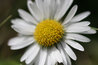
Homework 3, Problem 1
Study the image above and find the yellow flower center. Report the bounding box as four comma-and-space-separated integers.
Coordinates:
34, 19, 64, 47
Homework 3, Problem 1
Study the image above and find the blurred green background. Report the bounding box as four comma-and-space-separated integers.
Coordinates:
0, 0, 98, 65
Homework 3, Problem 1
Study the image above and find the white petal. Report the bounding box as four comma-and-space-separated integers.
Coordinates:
8, 36, 25, 46
64, 21, 90, 28
65, 21, 91, 33
11, 19, 35, 35
65, 40, 84, 51
57, 44, 67, 65
8, 36, 34, 46
20, 44, 39, 62
47, 53, 57, 65
27, 62, 33, 65
71, 11, 91, 22
57, 44, 71, 65
66, 25, 91, 33
66, 33, 91, 42
50, 47, 63, 63
18, 9, 38, 25
9, 37, 34, 50
55, 0, 65, 14
54, 0, 73, 20
43, 0, 51, 19
61, 42, 77, 60
63, 5, 78, 25
72, 21, 90, 26
52, 1, 58, 19
44, 0, 51, 5
38, 48, 47, 65
58, 44, 71, 65
27, 0, 44, 21
25, 44, 40, 64
46, 52, 52, 65
66, 53, 71, 65
35, 0, 44, 17
56, 0, 61, 5
69, 21, 90, 26
11, 25, 35, 35
81, 29, 96, 34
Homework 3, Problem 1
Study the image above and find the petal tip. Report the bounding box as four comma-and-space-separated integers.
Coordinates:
86, 11, 91, 16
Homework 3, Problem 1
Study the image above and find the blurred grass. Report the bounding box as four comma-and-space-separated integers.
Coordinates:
0, 59, 20, 65
0, 15, 12, 28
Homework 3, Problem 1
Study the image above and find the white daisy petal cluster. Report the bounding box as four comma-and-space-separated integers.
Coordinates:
8, 0, 96, 65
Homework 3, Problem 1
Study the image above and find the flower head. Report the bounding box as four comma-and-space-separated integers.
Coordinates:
8, 0, 96, 65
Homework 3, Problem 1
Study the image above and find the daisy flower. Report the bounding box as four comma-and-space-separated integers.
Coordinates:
8, 0, 96, 65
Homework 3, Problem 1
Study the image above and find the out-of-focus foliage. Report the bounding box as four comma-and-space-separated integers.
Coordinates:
0, 59, 20, 65
0, 0, 98, 65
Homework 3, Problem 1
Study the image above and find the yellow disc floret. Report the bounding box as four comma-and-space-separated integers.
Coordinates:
34, 19, 64, 47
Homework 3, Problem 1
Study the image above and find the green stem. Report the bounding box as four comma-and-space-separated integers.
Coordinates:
91, 27, 98, 30
0, 15, 12, 28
